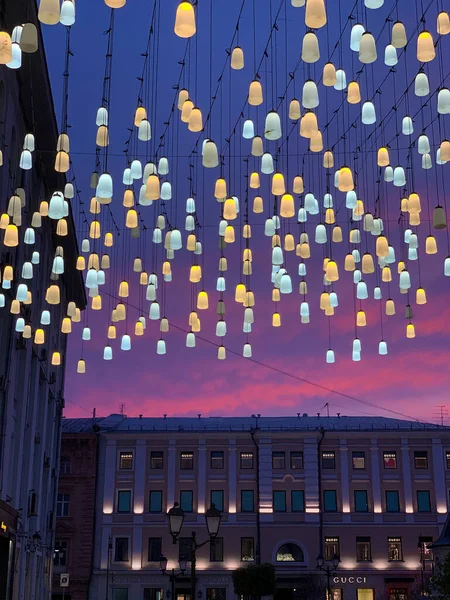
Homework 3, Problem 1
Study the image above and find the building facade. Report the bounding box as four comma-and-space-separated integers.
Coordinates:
51, 423, 100, 600
62, 414, 450, 600
0, 3, 85, 600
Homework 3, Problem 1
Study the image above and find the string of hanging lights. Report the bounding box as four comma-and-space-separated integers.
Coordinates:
0, 0, 449, 374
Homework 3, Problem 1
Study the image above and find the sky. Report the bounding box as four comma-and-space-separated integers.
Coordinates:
41, 0, 450, 423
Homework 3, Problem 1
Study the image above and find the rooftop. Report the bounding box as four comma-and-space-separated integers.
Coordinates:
61, 414, 449, 434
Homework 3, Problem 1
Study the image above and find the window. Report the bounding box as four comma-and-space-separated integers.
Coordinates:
150, 451, 164, 469
117, 490, 131, 513
414, 451, 428, 469
386, 491, 400, 513
356, 537, 371, 561
291, 490, 305, 512
148, 537, 162, 561
332, 591, 343, 600
241, 537, 255, 561
352, 451, 365, 470
273, 490, 286, 512
180, 452, 194, 470
180, 490, 193, 513
241, 490, 254, 512
179, 538, 193, 561
211, 490, 224, 512
53, 540, 68, 566
383, 452, 397, 469
446, 452, 450, 469
114, 538, 129, 562
240, 452, 253, 469
149, 490, 163, 513
387, 590, 407, 600
290, 451, 304, 470
276, 543, 304, 562
417, 490, 431, 512
206, 590, 226, 600
210, 537, 223, 562
56, 493, 70, 517
119, 452, 133, 470
28, 491, 37, 516
323, 490, 337, 512
211, 451, 224, 469
354, 490, 368, 512
60, 457, 71, 475
272, 451, 285, 469
325, 537, 340, 560
357, 591, 374, 600
387, 537, 403, 561
322, 451, 336, 469
419, 536, 433, 560
144, 590, 164, 600
112, 590, 128, 600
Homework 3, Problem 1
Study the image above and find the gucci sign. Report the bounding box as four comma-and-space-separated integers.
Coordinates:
333, 576, 367, 585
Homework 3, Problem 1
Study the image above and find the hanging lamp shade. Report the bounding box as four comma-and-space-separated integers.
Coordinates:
425, 235, 438, 254
415, 72, 429, 96
248, 80, 263, 106
231, 46, 244, 69
264, 111, 282, 140
38, 0, 61, 25
299, 111, 318, 138
433, 205, 447, 229
323, 151, 334, 168
145, 174, 160, 200
338, 167, 354, 192
334, 69, 347, 90
438, 89, 450, 114
417, 31, 435, 62
392, 21, 407, 47
188, 107, 203, 132
203, 140, 219, 167
261, 152, 274, 174
393, 166, 406, 186
289, 99, 301, 120
384, 44, 398, 66
293, 175, 304, 194
301, 32, 320, 63
402, 116, 414, 135
362, 101, 376, 124
440, 140, 450, 162
406, 323, 415, 339
309, 131, 323, 152
20, 24, 38, 53
323, 62, 337, 86
7, 44, 22, 70
4, 224, 18, 247
359, 32, 377, 63
250, 172, 260, 188
272, 173, 286, 196
347, 81, 361, 104
302, 80, 319, 109
60, 0, 75, 26
174, 2, 196, 38
134, 106, 147, 127
177, 89, 189, 110
305, 0, 326, 28
437, 12, 450, 35
55, 151, 70, 173
253, 196, 263, 213
350, 23, 365, 51
19, 151, 32, 170
251, 136, 264, 156
181, 99, 194, 123
280, 194, 295, 218
377, 146, 390, 166
242, 119, 255, 139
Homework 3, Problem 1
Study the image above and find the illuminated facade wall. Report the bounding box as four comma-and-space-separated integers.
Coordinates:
67, 414, 450, 600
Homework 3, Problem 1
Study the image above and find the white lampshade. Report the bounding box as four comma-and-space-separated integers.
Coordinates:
96, 173, 113, 199
138, 120, 152, 141
202, 140, 219, 167
264, 111, 282, 140
315, 224, 327, 244
302, 32, 320, 63
362, 101, 376, 124
302, 80, 319, 108
334, 69, 347, 90
261, 153, 274, 174
418, 134, 430, 154
415, 72, 429, 96
384, 44, 397, 66
48, 192, 65, 220
438, 89, 450, 114
326, 350, 335, 364
174, 2, 196, 38
350, 23, 365, 51
60, 0, 75, 25
402, 116, 414, 135
280, 274, 292, 294
242, 119, 255, 139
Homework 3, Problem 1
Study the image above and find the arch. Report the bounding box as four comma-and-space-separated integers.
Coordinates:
274, 541, 307, 564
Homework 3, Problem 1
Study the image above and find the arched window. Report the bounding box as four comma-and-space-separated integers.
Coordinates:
276, 543, 304, 562
60, 456, 71, 475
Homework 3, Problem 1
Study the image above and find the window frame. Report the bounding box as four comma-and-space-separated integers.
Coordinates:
387, 537, 403, 562
417, 490, 431, 513
180, 490, 194, 513
56, 493, 70, 517
414, 451, 428, 470
385, 490, 400, 513
148, 537, 163, 562
112, 590, 129, 600
273, 490, 287, 512
60, 456, 71, 475
119, 451, 133, 470
240, 452, 254, 469
209, 537, 224, 562
383, 451, 397, 469
352, 451, 366, 470
150, 451, 164, 470
322, 451, 336, 469
210, 490, 224, 512
179, 537, 193, 562
272, 451, 286, 470
53, 539, 68, 567
114, 537, 130, 562
149, 490, 163, 513
325, 537, 340, 561
356, 537, 372, 562
323, 490, 338, 512
241, 489, 255, 512
180, 451, 194, 470
290, 451, 304, 470
240, 537, 255, 562
210, 451, 224, 470
291, 490, 305, 513
354, 490, 369, 513
276, 542, 304, 563
117, 489, 132, 514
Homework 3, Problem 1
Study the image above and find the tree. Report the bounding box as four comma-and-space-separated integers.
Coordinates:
232, 563, 277, 598
431, 553, 450, 600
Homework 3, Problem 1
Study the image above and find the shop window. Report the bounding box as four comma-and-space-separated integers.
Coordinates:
272, 451, 285, 469
419, 536, 433, 561
241, 537, 254, 561
322, 451, 336, 469
211, 451, 224, 469
417, 490, 431, 512
148, 538, 162, 562
210, 537, 223, 562
387, 537, 403, 561
352, 451, 365, 469
356, 537, 371, 561
357, 590, 374, 600
290, 451, 304, 470
276, 543, 304, 562
383, 452, 397, 469
180, 490, 193, 512
323, 490, 337, 512
386, 490, 400, 512
291, 490, 305, 512
241, 490, 254, 512
325, 537, 340, 560
117, 490, 131, 513
414, 451, 428, 469
388, 590, 408, 600
114, 538, 129, 562
273, 490, 286, 512
330, 591, 343, 600
112, 590, 128, 600
53, 540, 68, 566
206, 590, 226, 600
180, 452, 194, 470
119, 452, 133, 470
211, 490, 224, 512
150, 451, 164, 469
240, 452, 254, 469
354, 490, 368, 512
149, 490, 163, 513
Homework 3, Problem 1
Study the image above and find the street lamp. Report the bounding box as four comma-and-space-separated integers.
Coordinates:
316, 553, 340, 600
167, 503, 222, 600
159, 555, 187, 599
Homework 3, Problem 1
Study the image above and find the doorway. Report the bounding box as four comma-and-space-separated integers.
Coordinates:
275, 589, 295, 600
176, 589, 192, 600
0, 536, 10, 600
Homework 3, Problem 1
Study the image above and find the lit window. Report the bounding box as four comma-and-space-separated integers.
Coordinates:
446, 452, 450, 469
417, 490, 431, 513
323, 490, 337, 512
325, 537, 340, 560
180, 490, 193, 512
354, 490, 368, 512
273, 491, 286, 512
290, 451, 304, 470
117, 490, 131, 513
352, 451, 365, 470
114, 538, 129, 562
291, 490, 305, 512
241, 537, 254, 561
272, 452, 285, 469
322, 451, 336, 469
276, 543, 304, 562
211, 490, 224, 512
419, 536, 433, 560
150, 451, 164, 469
119, 452, 133, 470
383, 452, 397, 469
54, 540, 68, 566
387, 537, 403, 561
386, 491, 400, 513
240, 452, 254, 469
241, 490, 254, 512
210, 537, 224, 562
211, 451, 224, 469
180, 452, 194, 470
149, 490, 163, 513
356, 537, 371, 561
357, 590, 374, 600
414, 451, 428, 469
144, 590, 164, 600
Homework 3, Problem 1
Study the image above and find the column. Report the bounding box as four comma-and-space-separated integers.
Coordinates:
100, 526, 112, 569
401, 438, 414, 519
167, 440, 176, 509
103, 440, 116, 514
228, 440, 237, 522
432, 438, 447, 513
132, 526, 143, 570
370, 438, 382, 521
134, 440, 146, 514
304, 437, 319, 521
258, 438, 273, 521
340, 439, 350, 519
198, 439, 206, 515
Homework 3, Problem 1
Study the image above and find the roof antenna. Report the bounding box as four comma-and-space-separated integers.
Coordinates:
198, 413, 201, 419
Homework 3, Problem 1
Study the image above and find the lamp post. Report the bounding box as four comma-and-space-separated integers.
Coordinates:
159, 555, 188, 600
316, 553, 340, 600
167, 503, 222, 600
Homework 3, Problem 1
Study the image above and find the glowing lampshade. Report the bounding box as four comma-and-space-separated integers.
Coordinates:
248, 80, 263, 106
392, 21, 407, 47
305, 0, 326, 28
302, 32, 320, 63
359, 32, 377, 63
264, 111, 282, 140
38, 0, 60, 25
231, 46, 244, 69
417, 31, 435, 62
174, 2, 196, 38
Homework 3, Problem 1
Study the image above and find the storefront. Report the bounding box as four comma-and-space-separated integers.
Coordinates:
331, 574, 417, 600
0, 499, 18, 600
